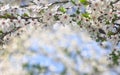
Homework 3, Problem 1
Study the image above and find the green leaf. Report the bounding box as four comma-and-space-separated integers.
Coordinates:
0, 30, 3, 35
22, 63, 29, 68
23, 13, 29, 17
97, 36, 106, 42
105, 20, 110, 25
59, 7, 66, 13
5, 13, 11, 17
0, 16, 6, 18
72, 19, 76, 22
96, 33, 106, 42
76, 9, 80, 14
100, 38, 106, 42
0, 14, 11, 19
77, 21, 81, 25
110, 50, 120, 65
39, 9, 45, 14
96, 39, 100, 42
70, 14, 76, 17
82, 12, 91, 19
112, 14, 118, 23
54, 15, 60, 21
0, 30, 3, 33
107, 31, 114, 37
71, 0, 76, 5
79, 0, 89, 6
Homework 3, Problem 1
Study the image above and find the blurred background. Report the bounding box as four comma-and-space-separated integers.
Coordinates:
0, 0, 120, 75
0, 23, 120, 75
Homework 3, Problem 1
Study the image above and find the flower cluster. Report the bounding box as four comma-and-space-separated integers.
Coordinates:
0, 0, 119, 54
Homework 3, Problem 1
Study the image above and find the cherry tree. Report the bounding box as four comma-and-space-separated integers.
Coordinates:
0, 0, 119, 48
0, 0, 120, 74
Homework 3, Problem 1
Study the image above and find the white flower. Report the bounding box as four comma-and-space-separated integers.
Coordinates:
59, 14, 71, 25
14, 16, 25, 27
